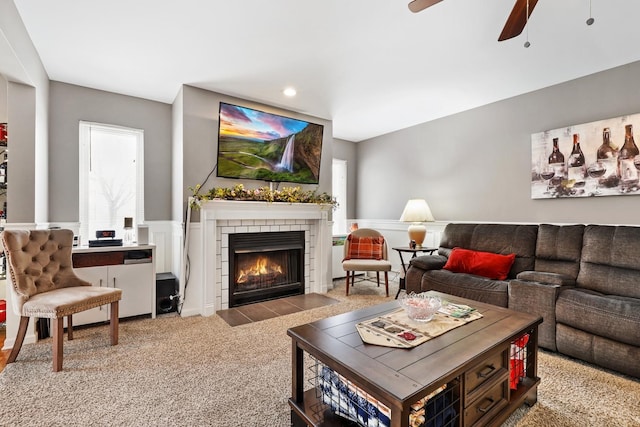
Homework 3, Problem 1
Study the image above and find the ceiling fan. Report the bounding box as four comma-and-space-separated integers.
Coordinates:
408, 0, 539, 41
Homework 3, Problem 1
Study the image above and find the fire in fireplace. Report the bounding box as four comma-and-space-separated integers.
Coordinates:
229, 231, 304, 307
236, 254, 285, 289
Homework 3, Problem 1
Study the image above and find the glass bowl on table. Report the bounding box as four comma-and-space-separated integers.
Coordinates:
399, 292, 442, 322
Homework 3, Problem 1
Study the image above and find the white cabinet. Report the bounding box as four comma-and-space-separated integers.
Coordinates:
71, 266, 110, 325
110, 263, 153, 318
332, 235, 347, 279
72, 245, 156, 327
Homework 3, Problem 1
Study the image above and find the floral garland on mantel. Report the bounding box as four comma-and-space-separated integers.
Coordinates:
189, 184, 338, 209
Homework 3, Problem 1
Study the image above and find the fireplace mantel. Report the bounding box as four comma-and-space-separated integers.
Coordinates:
198, 199, 332, 220
196, 200, 333, 315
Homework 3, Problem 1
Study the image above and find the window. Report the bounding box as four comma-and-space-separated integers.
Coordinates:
332, 158, 347, 235
79, 122, 144, 243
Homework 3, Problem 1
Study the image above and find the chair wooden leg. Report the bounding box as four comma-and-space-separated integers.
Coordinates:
110, 301, 119, 346
52, 317, 64, 372
67, 315, 73, 341
384, 272, 389, 297
7, 316, 29, 364
376, 272, 380, 287
345, 271, 350, 296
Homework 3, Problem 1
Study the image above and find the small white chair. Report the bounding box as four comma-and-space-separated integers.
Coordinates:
342, 228, 392, 297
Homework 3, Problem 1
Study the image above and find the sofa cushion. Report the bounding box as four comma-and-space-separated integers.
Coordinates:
344, 235, 384, 260
438, 224, 477, 257
443, 248, 515, 280
556, 323, 640, 378
534, 224, 584, 279
437, 223, 537, 279
556, 288, 640, 348
419, 269, 509, 307
578, 225, 640, 299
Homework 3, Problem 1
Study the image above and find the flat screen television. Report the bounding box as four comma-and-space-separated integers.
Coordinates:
216, 102, 324, 184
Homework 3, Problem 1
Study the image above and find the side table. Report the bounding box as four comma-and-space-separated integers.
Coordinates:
392, 246, 437, 299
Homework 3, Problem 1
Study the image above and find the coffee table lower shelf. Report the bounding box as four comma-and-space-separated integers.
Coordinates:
290, 390, 360, 427
290, 377, 540, 427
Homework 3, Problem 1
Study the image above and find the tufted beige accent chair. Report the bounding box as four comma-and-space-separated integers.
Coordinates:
342, 228, 392, 297
1, 229, 122, 372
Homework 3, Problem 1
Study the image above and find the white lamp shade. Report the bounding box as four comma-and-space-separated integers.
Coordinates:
400, 199, 434, 248
399, 199, 435, 223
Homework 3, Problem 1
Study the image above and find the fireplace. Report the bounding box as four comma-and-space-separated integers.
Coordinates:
229, 231, 305, 307
190, 200, 331, 316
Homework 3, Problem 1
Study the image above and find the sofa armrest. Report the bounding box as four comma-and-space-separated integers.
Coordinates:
409, 255, 447, 271
516, 270, 576, 287
405, 255, 447, 294
509, 276, 571, 352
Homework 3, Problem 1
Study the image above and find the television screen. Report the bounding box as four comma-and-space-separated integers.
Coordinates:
216, 102, 324, 184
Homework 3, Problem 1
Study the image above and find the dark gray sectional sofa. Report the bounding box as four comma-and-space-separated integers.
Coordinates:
405, 223, 640, 378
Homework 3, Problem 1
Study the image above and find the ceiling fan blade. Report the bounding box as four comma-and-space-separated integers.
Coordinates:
498, 0, 539, 41
408, 0, 444, 13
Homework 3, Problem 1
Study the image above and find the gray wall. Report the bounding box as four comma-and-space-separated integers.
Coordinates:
332, 137, 358, 220
7, 82, 36, 223
0, 0, 50, 224
171, 86, 184, 221
357, 60, 640, 225
48, 82, 172, 222
0, 75, 7, 120
179, 85, 334, 222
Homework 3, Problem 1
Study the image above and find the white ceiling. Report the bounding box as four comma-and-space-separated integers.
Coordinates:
12, 0, 640, 142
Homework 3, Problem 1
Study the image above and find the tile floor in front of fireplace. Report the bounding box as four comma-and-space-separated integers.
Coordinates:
217, 293, 340, 327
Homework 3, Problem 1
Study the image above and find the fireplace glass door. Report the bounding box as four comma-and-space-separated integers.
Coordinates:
229, 231, 304, 307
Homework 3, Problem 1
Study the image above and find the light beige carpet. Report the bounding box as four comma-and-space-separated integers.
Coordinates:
0, 279, 638, 426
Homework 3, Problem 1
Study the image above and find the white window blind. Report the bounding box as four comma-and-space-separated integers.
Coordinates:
79, 121, 144, 243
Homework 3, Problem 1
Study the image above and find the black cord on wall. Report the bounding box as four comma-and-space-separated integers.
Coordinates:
178, 163, 217, 315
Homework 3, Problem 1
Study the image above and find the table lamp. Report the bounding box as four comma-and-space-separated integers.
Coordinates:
399, 199, 434, 248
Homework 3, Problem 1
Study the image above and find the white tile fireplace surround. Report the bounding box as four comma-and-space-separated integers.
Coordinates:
192, 200, 333, 315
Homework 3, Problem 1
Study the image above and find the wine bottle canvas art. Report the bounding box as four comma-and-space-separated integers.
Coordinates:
531, 113, 640, 199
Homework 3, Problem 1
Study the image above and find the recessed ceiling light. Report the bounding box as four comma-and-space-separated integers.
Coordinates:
283, 87, 297, 97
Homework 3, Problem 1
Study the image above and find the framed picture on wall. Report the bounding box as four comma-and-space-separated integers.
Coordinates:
531, 113, 640, 199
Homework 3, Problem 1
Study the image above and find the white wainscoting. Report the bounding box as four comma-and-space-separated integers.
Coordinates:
180, 222, 202, 317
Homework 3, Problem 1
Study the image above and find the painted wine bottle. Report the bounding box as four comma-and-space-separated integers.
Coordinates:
548, 137, 565, 185
596, 127, 619, 188
618, 124, 639, 191
567, 133, 586, 187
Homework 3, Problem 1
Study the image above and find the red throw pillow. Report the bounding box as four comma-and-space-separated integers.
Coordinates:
443, 248, 516, 280
344, 235, 385, 260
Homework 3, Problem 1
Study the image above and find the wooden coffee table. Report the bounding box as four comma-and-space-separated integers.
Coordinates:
288, 291, 542, 427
